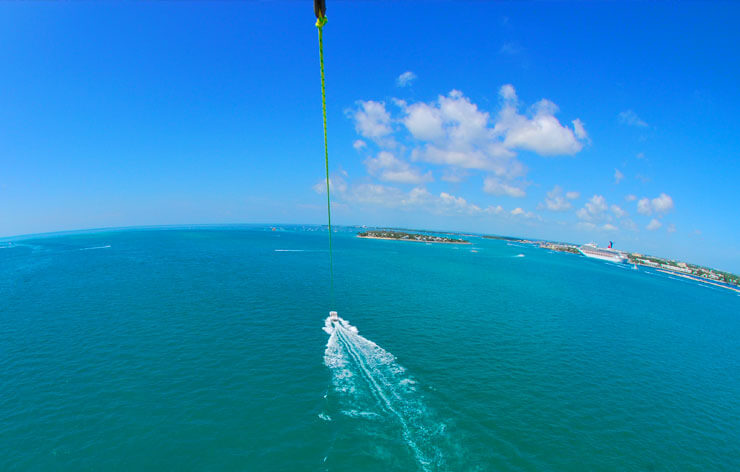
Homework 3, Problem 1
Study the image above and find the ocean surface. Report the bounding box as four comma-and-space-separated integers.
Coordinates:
2, 226, 738, 471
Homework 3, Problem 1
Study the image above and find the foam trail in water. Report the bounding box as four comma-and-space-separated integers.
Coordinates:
80, 245, 111, 250
323, 315, 446, 471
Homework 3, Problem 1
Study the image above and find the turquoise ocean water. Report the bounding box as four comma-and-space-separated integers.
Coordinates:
2, 226, 738, 471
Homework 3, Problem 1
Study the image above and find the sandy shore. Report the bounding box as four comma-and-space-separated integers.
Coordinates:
357, 235, 471, 245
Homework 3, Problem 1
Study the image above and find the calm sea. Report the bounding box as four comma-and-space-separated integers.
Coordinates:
1, 226, 738, 471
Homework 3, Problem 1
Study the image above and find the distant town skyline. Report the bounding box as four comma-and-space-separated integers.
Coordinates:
1, 2, 739, 272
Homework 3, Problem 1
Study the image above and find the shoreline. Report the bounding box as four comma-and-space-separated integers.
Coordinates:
357, 235, 472, 245
657, 269, 740, 293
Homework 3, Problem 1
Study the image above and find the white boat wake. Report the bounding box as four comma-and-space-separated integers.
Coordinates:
323, 315, 447, 471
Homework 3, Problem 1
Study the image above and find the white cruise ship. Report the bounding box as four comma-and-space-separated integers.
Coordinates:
578, 242, 627, 263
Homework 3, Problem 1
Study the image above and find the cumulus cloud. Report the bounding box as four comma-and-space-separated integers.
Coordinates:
541, 185, 575, 211
396, 71, 417, 87
572, 119, 588, 141
651, 193, 674, 213
364, 151, 433, 184
618, 110, 648, 127
611, 204, 626, 218
646, 218, 662, 231
386, 85, 586, 180
496, 86, 588, 155
576, 194, 608, 221
614, 168, 624, 184
637, 198, 652, 215
440, 168, 469, 183
510, 207, 539, 220
602, 223, 618, 231
486, 205, 505, 215
312, 174, 348, 195
483, 176, 526, 197
637, 193, 674, 215
499, 84, 517, 101
403, 101, 445, 141
625, 194, 637, 202
346, 85, 588, 215
439, 192, 472, 211
667, 223, 676, 233
316, 173, 510, 219
351, 101, 392, 141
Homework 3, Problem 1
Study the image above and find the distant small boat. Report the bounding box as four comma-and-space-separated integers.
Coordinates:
633, 264, 638, 270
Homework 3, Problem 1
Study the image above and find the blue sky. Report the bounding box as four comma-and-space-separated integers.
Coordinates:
1, 2, 739, 271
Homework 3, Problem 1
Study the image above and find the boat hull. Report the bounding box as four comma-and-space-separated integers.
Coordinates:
578, 248, 626, 263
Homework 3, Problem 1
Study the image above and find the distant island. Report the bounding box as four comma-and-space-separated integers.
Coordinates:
357, 230, 470, 244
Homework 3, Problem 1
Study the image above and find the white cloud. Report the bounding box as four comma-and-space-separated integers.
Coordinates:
618, 110, 648, 127
621, 218, 638, 232
651, 193, 674, 213
614, 168, 624, 184
403, 102, 445, 141
349, 183, 405, 206
542, 185, 573, 211
320, 176, 502, 219
440, 168, 469, 183
351, 101, 392, 141
572, 119, 588, 141
510, 207, 539, 220
396, 71, 417, 87
637, 193, 674, 215
499, 84, 517, 101
394, 86, 585, 181
586, 195, 606, 215
646, 218, 662, 231
483, 176, 526, 197
667, 223, 676, 233
431, 191, 491, 216
364, 151, 433, 184
611, 204, 626, 218
636, 152, 645, 159
602, 223, 618, 231
412, 145, 521, 176
440, 192, 468, 209
402, 186, 433, 206
486, 205, 505, 215
577, 194, 608, 221
496, 89, 588, 155
312, 174, 348, 195
637, 197, 652, 215
347, 85, 588, 210
625, 194, 637, 202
